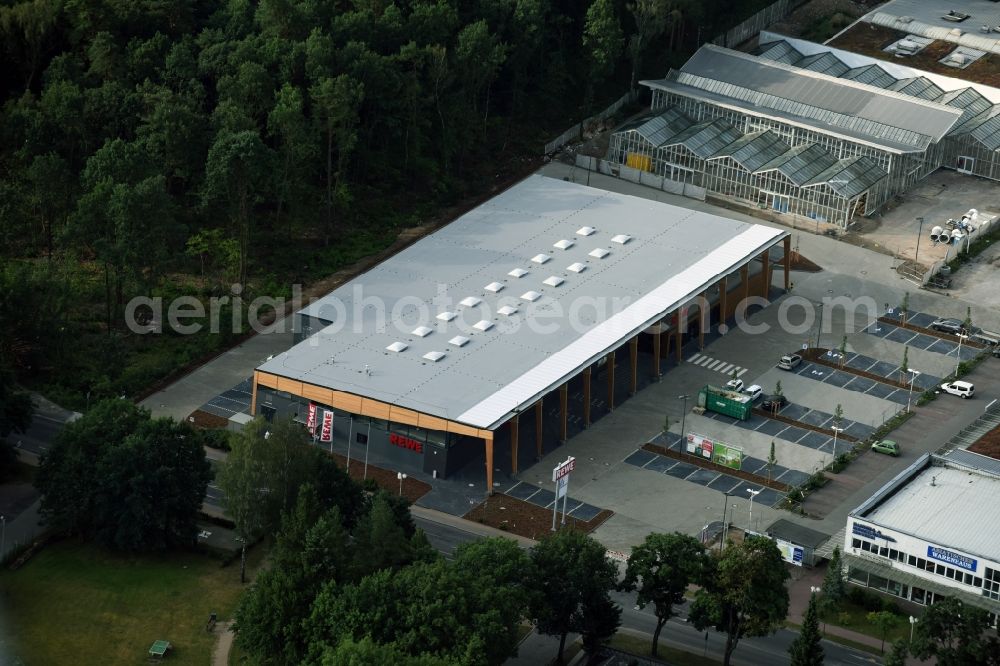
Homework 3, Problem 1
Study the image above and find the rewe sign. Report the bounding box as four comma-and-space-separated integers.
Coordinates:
552, 457, 576, 482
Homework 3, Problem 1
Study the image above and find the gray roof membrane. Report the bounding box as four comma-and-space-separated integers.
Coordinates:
661, 117, 742, 158
708, 130, 791, 172
618, 107, 694, 147
803, 155, 888, 199
754, 143, 840, 184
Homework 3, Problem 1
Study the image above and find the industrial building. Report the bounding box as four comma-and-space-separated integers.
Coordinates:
608, 31, 1000, 227
844, 452, 1000, 622
252, 176, 789, 491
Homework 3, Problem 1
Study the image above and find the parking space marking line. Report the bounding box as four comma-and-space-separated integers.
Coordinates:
705, 359, 721, 369
719, 363, 735, 375
736, 368, 748, 377
688, 353, 704, 363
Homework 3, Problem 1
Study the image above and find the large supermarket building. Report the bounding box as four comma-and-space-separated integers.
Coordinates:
252, 176, 789, 490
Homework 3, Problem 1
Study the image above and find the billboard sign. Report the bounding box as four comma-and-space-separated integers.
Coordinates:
556, 475, 568, 499
927, 546, 977, 572
776, 538, 805, 566
553, 457, 576, 482
687, 433, 742, 469
852, 522, 897, 543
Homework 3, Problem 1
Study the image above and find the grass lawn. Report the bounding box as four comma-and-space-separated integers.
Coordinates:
820, 600, 909, 647
0, 539, 265, 665
609, 632, 722, 666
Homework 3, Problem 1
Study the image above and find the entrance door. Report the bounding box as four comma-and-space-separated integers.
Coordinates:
957, 155, 975, 173
770, 194, 790, 213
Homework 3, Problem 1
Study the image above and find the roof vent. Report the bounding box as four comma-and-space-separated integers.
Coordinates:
532, 253, 552, 264
485, 281, 505, 293
473, 320, 494, 332
576, 226, 596, 236
437, 311, 457, 322
423, 351, 446, 362
508, 267, 529, 278
449, 335, 470, 347
611, 234, 632, 245
498, 305, 518, 316
411, 326, 432, 337
553, 239, 575, 250
521, 290, 542, 302
567, 262, 587, 273
386, 342, 408, 353
543, 276, 565, 287
459, 296, 481, 307
589, 248, 610, 259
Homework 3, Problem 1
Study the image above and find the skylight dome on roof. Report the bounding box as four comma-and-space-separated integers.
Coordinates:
459, 296, 481, 307
589, 248, 610, 259
521, 291, 542, 302
484, 282, 505, 293
567, 262, 586, 273
473, 320, 494, 332
508, 268, 529, 278
449, 336, 470, 347
576, 226, 596, 236
531, 253, 551, 264
611, 234, 632, 245
386, 342, 408, 353
543, 276, 565, 287
422, 351, 446, 362
437, 311, 457, 322
553, 239, 575, 250
411, 326, 432, 337
497, 305, 518, 316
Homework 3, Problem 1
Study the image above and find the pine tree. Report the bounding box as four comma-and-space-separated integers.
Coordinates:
789, 592, 824, 666
821, 547, 846, 605
767, 441, 777, 483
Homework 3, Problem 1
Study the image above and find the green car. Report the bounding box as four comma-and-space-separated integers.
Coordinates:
872, 440, 900, 457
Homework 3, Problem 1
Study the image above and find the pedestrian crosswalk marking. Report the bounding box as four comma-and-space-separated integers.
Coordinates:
687, 354, 751, 381
705, 359, 721, 369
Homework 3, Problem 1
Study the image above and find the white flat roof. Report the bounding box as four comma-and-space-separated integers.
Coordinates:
861, 463, 1000, 561
260, 175, 786, 430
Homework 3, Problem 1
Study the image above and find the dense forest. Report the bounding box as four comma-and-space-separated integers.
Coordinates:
0, 0, 774, 408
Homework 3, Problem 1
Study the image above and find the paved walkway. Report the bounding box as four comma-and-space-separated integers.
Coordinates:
211, 621, 234, 666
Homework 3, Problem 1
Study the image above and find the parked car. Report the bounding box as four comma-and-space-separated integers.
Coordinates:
940, 381, 975, 399
725, 378, 745, 393
930, 318, 964, 335
971, 331, 1000, 347
777, 354, 802, 370
761, 394, 788, 411
743, 384, 763, 402
871, 440, 900, 457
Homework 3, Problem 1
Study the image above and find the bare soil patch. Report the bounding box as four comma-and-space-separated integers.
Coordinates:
463, 494, 613, 541
188, 409, 230, 429
328, 452, 432, 504
642, 442, 791, 491
969, 424, 1000, 460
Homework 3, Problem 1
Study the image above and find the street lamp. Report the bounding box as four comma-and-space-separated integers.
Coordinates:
727, 504, 740, 543
1, 514, 5, 558
906, 369, 921, 413
719, 492, 731, 552
909, 615, 918, 642
814, 301, 826, 350
956, 332, 965, 377
678, 395, 689, 454
746, 488, 761, 532
914, 217, 924, 266
397, 472, 407, 496
831, 426, 844, 461
235, 536, 247, 584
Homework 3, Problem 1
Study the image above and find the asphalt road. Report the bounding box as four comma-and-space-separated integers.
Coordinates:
12, 412, 67, 457
414, 515, 883, 666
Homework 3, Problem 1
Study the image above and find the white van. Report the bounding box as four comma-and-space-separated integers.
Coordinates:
940, 381, 975, 399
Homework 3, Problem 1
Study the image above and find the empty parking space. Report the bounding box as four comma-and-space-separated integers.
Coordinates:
864, 317, 981, 361
504, 481, 604, 519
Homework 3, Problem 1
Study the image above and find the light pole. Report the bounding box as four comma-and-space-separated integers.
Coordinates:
831, 426, 844, 461
956, 332, 965, 377
906, 369, 921, 413
236, 536, 247, 584
397, 472, 407, 496
811, 586, 825, 634
814, 301, 826, 349
719, 492, 731, 552
746, 488, 761, 532
909, 615, 918, 642
914, 216, 924, 267
678, 394, 689, 454
1, 514, 5, 558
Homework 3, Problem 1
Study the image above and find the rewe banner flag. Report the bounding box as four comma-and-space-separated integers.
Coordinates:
320, 411, 333, 443
307, 403, 317, 434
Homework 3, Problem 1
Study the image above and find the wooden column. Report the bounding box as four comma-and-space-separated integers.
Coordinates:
583, 367, 592, 427
674, 310, 683, 363
629, 336, 639, 396
760, 249, 770, 298
250, 371, 259, 415
741, 264, 750, 305
719, 276, 728, 328
535, 399, 543, 459
607, 351, 616, 411
652, 329, 661, 379
510, 414, 519, 474
783, 236, 791, 289
559, 384, 568, 443
485, 436, 494, 495
699, 291, 707, 350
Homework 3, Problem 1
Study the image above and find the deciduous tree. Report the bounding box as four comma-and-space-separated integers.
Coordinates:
909, 597, 1000, 665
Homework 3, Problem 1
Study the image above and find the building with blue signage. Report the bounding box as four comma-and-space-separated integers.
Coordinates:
844, 453, 1000, 623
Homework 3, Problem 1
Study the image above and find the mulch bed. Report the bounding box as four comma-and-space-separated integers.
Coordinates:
463, 493, 613, 541
969, 424, 1000, 461
751, 407, 858, 442
802, 347, 912, 390
187, 409, 230, 429
642, 443, 790, 492
328, 453, 432, 504
878, 315, 987, 349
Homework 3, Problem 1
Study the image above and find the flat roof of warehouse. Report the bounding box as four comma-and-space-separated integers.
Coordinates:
259, 175, 786, 430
